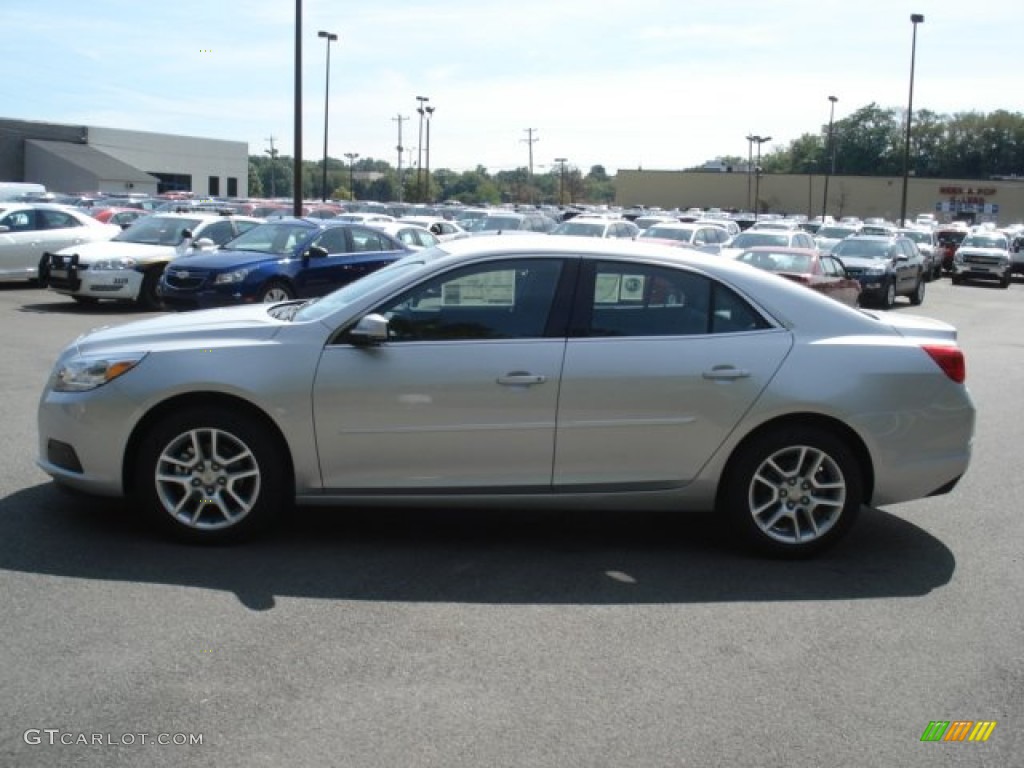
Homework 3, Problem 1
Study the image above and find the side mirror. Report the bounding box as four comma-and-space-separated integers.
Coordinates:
181, 229, 194, 240
305, 245, 329, 260
347, 313, 389, 344
193, 237, 216, 250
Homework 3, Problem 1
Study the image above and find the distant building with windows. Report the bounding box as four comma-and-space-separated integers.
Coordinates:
0, 118, 247, 198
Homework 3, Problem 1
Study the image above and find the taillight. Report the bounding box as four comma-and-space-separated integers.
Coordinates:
922, 344, 965, 383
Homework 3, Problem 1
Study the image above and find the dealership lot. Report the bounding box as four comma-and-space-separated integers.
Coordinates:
0, 280, 1021, 767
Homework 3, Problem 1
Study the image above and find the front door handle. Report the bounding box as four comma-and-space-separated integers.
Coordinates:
702, 366, 750, 381
497, 372, 547, 386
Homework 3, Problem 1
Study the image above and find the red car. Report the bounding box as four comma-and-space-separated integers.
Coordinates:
734, 246, 861, 307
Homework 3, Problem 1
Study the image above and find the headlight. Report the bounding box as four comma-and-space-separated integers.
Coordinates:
214, 268, 252, 285
53, 353, 148, 392
91, 258, 137, 271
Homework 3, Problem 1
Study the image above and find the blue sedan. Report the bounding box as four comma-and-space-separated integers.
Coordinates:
157, 218, 411, 309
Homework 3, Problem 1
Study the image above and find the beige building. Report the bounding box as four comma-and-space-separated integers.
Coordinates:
616, 170, 1024, 226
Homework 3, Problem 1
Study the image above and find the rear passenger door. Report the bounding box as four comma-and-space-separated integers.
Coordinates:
553, 260, 793, 488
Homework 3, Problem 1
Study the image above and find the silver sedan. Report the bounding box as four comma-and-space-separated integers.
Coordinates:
37, 236, 975, 556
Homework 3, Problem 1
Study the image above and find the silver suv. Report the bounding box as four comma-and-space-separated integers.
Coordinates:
951, 231, 1012, 288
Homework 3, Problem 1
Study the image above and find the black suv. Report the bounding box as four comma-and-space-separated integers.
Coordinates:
831, 235, 926, 308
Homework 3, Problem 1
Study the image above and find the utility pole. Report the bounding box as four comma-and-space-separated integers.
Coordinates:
264, 135, 279, 198
392, 114, 408, 203
522, 128, 539, 203
415, 96, 429, 201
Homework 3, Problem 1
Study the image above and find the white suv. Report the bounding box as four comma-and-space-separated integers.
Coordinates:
43, 213, 261, 308
951, 231, 1012, 288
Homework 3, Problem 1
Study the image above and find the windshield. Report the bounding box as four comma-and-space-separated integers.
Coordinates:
552, 221, 605, 237
641, 226, 695, 242
901, 231, 931, 244
112, 216, 202, 245
478, 216, 524, 231
730, 232, 789, 248
737, 250, 812, 273
291, 248, 447, 322
962, 235, 1008, 249
220, 222, 313, 254
817, 226, 857, 239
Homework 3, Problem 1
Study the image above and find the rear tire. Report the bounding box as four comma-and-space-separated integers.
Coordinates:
909, 277, 925, 305
134, 406, 288, 543
720, 425, 863, 557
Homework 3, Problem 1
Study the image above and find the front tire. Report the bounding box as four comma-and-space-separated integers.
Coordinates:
720, 426, 863, 557
880, 279, 896, 309
258, 280, 295, 303
134, 406, 288, 543
137, 267, 164, 310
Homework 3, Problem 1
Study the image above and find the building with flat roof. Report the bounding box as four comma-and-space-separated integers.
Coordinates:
0, 118, 247, 198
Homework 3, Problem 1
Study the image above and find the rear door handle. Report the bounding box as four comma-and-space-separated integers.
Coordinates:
702, 366, 750, 381
497, 372, 547, 386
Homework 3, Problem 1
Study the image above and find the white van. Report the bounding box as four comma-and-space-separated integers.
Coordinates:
0, 182, 47, 201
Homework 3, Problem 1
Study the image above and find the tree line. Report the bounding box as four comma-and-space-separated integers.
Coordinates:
247, 154, 616, 206
248, 105, 1023, 204
716, 104, 1024, 180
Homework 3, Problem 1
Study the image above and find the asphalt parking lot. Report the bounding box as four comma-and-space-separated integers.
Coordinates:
0, 278, 1021, 767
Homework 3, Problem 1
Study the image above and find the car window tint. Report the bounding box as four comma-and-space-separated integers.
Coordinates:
351, 228, 389, 253
201, 220, 236, 244
1, 210, 35, 231
376, 259, 564, 341
582, 263, 713, 337
313, 227, 350, 254
39, 210, 79, 229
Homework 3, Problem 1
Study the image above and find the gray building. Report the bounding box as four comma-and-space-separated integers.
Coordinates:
0, 118, 247, 198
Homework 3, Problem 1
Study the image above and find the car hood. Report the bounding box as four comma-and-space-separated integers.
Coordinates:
71, 304, 284, 355
172, 248, 282, 269
837, 256, 890, 270
957, 246, 1008, 258
859, 310, 958, 341
52, 240, 177, 263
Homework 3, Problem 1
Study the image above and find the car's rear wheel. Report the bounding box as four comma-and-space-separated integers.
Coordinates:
1000, 274, 1011, 289
135, 406, 287, 543
721, 425, 863, 557
258, 280, 295, 303
909, 276, 925, 305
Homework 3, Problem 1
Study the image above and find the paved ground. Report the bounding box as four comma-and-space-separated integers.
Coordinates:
0, 277, 1020, 767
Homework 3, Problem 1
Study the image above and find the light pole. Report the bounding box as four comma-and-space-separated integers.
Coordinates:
745, 134, 756, 211
751, 136, 771, 220
415, 96, 429, 200
292, 0, 303, 216
554, 158, 567, 205
900, 13, 925, 227
424, 105, 435, 203
821, 96, 838, 222
344, 152, 359, 200
317, 30, 338, 202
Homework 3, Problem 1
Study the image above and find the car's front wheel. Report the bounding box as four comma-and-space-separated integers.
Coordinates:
880, 279, 896, 309
134, 406, 288, 543
720, 425, 863, 557
258, 280, 295, 303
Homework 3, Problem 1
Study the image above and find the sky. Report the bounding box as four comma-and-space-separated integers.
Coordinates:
3, 0, 1021, 176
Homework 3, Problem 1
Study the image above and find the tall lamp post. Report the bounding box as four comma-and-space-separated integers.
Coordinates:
415, 96, 429, 200
821, 95, 838, 222
424, 105, 435, 203
317, 30, 338, 202
554, 158, 567, 205
751, 136, 771, 220
900, 13, 925, 227
344, 152, 359, 200
745, 134, 756, 211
